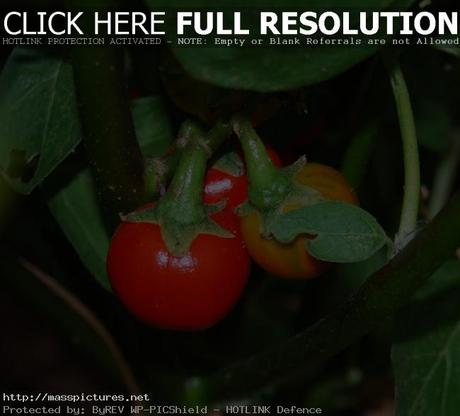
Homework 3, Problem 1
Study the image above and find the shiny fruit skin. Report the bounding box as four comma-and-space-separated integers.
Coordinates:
204, 147, 282, 213
107, 212, 250, 331
204, 168, 248, 214
240, 163, 358, 279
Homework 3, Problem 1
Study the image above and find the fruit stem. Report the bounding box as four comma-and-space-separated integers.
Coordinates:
158, 121, 232, 223
233, 116, 287, 210
384, 54, 421, 247
160, 146, 208, 223
146, 120, 233, 199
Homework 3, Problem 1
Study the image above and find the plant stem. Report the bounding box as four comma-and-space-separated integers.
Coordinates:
234, 117, 278, 186
152, 120, 233, 190
71, 46, 146, 221
384, 55, 421, 243
158, 121, 232, 222
66, 0, 147, 223
233, 117, 285, 210
206, 191, 460, 401
159, 140, 209, 223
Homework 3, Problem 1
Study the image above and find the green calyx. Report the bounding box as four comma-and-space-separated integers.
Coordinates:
123, 120, 234, 256
233, 116, 324, 238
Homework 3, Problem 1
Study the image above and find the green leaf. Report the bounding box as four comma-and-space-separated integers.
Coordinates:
147, 0, 416, 91
48, 169, 111, 289
47, 96, 174, 289
0, 48, 80, 194
392, 261, 460, 416
131, 96, 174, 157
271, 201, 388, 263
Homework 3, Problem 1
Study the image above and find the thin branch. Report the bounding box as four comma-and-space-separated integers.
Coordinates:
206, 192, 460, 401
384, 55, 421, 245
19, 257, 140, 395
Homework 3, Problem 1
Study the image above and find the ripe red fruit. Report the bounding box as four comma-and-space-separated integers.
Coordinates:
107, 209, 250, 331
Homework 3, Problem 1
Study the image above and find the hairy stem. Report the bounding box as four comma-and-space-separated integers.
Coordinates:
206, 192, 460, 401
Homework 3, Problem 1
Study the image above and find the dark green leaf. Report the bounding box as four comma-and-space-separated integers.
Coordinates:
0, 48, 80, 194
271, 201, 387, 263
131, 96, 174, 157
392, 260, 460, 416
147, 0, 416, 91
48, 169, 111, 289
47, 96, 173, 289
